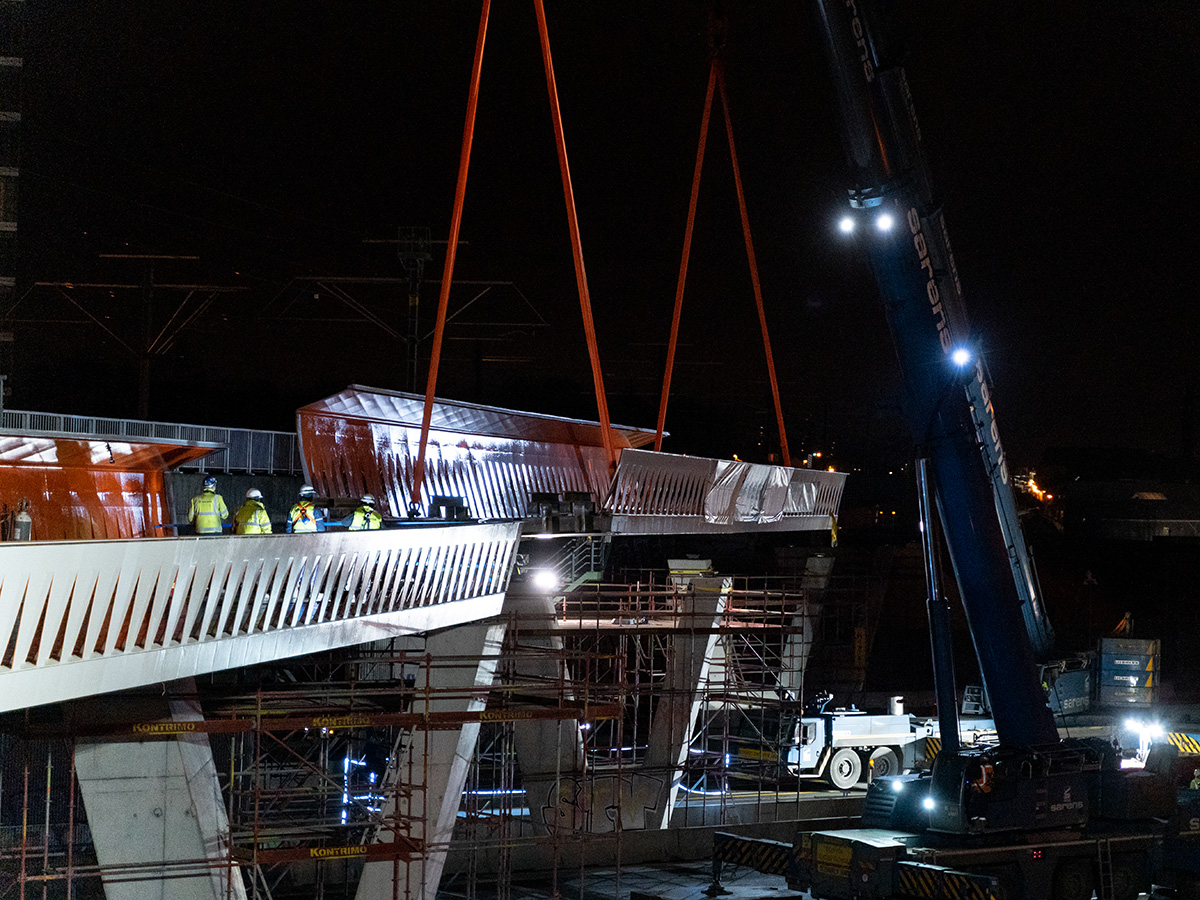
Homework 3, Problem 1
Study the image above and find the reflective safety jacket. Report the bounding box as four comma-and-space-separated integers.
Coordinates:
347, 506, 382, 531
189, 489, 229, 535
233, 500, 272, 535
287, 500, 322, 533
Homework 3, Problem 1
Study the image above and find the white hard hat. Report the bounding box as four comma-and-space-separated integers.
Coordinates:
299, 484, 316, 498
247, 489, 263, 500
361, 494, 376, 507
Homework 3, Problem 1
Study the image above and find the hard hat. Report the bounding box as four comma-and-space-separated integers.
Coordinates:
299, 484, 316, 498
247, 489, 263, 501
361, 494, 376, 508
203, 476, 217, 490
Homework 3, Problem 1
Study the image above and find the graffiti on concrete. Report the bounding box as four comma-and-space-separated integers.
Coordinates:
541, 770, 666, 833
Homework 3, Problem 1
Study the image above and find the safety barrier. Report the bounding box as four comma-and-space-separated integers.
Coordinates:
606, 449, 845, 532
0, 521, 520, 712
0, 408, 303, 475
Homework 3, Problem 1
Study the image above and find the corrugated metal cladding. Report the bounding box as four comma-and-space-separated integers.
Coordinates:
297, 386, 656, 519
0, 438, 214, 540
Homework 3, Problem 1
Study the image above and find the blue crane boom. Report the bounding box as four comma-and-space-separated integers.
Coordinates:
812, 0, 1059, 749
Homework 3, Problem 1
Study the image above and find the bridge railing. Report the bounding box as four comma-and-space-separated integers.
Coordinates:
0, 521, 520, 712
0, 408, 303, 475
605, 449, 845, 524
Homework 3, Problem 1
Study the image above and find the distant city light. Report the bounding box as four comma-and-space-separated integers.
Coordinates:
876, 213, 895, 232
839, 216, 856, 234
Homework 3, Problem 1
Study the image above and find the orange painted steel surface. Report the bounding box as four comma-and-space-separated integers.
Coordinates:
298, 386, 651, 520
0, 438, 211, 540
0, 467, 165, 540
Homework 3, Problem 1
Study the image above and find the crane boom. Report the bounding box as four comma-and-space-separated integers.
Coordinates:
812, 0, 1058, 748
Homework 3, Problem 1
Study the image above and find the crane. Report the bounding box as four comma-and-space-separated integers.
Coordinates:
711, 5, 1190, 900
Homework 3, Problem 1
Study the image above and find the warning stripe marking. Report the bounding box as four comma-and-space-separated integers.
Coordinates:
896, 861, 998, 900
713, 833, 792, 876
1168, 733, 1200, 755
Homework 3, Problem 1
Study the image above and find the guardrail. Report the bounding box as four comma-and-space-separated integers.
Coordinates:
0, 408, 303, 475
0, 521, 520, 712
606, 449, 845, 524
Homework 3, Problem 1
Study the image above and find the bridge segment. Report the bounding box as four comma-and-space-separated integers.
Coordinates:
0, 521, 520, 712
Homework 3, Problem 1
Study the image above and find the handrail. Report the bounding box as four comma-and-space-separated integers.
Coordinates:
0, 521, 520, 711
0, 408, 303, 475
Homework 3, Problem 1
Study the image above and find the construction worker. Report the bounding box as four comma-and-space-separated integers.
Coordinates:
345, 494, 382, 531
188, 476, 229, 535
287, 484, 324, 533
233, 489, 272, 535
1191, 769, 1200, 790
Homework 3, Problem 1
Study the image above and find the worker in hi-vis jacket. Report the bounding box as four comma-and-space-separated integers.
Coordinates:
233, 489, 272, 535
188, 476, 229, 535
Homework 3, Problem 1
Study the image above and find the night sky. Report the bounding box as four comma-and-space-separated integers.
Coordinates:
5, 2, 1198, 475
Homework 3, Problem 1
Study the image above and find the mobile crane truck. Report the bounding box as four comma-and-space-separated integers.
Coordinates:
713, 3, 1199, 899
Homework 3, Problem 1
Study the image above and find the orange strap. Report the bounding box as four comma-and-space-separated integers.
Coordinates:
655, 58, 792, 467
411, 1, 491, 511
534, 0, 616, 470
717, 62, 790, 466
655, 62, 717, 453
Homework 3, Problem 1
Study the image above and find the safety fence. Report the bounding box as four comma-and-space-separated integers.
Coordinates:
0, 521, 521, 712
606, 449, 845, 528
0, 407, 303, 475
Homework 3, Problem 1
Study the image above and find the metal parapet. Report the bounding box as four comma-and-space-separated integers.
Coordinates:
0, 522, 521, 712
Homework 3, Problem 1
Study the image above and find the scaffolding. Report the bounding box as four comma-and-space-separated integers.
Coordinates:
0, 571, 878, 900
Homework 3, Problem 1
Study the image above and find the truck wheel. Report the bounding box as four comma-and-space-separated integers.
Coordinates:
868, 747, 901, 778
1051, 859, 1093, 900
826, 748, 862, 789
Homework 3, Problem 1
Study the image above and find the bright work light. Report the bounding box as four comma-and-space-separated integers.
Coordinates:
532, 569, 559, 592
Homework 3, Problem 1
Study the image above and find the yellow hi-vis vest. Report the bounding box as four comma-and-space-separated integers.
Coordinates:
189, 490, 229, 534
348, 506, 382, 531
289, 500, 319, 533
234, 501, 272, 535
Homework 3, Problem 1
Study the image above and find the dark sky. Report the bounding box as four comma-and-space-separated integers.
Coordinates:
5, 2, 1198, 472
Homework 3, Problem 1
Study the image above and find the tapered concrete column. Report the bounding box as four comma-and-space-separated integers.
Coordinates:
642, 576, 730, 828
73, 681, 246, 900
502, 589, 586, 833
356, 620, 506, 900
776, 554, 833, 698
